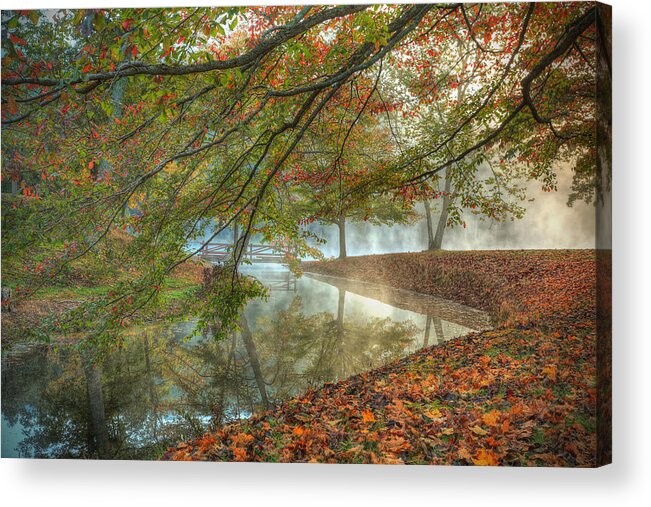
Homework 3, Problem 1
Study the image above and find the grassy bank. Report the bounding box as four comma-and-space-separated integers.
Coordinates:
163, 249, 604, 466
1, 259, 204, 346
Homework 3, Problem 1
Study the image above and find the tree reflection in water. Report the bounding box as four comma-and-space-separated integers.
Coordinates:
2, 279, 481, 459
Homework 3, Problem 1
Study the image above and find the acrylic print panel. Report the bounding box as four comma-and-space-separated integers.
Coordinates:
1, 2, 611, 466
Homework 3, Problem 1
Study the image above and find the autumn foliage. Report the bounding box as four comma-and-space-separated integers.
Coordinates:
163, 250, 602, 466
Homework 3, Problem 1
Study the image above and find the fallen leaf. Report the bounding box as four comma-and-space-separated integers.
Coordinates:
458, 447, 472, 461
542, 364, 558, 381
424, 408, 443, 419
482, 410, 501, 426
472, 448, 500, 466
362, 409, 376, 423
232, 447, 248, 462
469, 425, 488, 436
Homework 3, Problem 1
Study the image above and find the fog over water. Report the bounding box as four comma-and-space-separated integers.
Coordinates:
195, 165, 595, 258
308, 167, 596, 258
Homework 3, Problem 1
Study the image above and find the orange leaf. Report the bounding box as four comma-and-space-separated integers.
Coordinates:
542, 364, 558, 381
472, 448, 500, 466
88, 160, 94, 170
486, 436, 501, 447
482, 410, 501, 427
361, 410, 375, 423
232, 447, 248, 462
231, 432, 254, 446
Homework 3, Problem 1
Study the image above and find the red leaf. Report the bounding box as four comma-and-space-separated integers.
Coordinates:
9, 33, 27, 46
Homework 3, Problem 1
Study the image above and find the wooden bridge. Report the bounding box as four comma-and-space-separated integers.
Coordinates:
198, 242, 291, 264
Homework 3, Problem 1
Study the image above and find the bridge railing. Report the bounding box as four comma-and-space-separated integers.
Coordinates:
198, 242, 291, 263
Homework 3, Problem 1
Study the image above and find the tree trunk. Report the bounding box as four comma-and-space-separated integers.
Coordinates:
423, 315, 432, 347
143, 332, 159, 439
424, 200, 435, 250
239, 315, 270, 410
233, 222, 239, 248
337, 287, 345, 330
336, 287, 346, 378
432, 169, 452, 250
433, 316, 444, 345
337, 216, 347, 259
81, 353, 110, 459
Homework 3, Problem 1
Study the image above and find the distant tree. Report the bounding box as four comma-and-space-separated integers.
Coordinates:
379, 4, 597, 250
284, 93, 418, 259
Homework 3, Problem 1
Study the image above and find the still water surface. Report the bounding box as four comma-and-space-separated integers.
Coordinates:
1, 267, 490, 459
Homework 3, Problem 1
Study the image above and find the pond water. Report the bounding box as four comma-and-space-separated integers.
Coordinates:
1, 267, 491, 459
